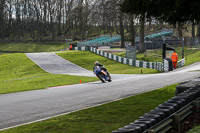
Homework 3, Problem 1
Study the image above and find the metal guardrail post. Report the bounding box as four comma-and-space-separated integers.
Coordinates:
173, 104, 193, 132
146, 100, 199, 133
173, 114, 180, 132
193, 101, 200, 112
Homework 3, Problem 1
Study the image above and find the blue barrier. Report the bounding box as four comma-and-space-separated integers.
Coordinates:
77, 30, 173, 47
77, 36, 121, 47
145, 30, 174, 40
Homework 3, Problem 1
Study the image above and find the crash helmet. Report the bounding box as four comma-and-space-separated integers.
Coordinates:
94, 61, 99, 66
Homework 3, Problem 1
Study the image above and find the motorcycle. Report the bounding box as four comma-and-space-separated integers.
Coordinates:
93, 66, 112, 83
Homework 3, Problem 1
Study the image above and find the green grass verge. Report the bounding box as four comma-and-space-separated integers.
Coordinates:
57, 51, 160, 74
0, 42, 66, 53
0, 84, 178, 133
0, 53, 98, 94
187, 126, 200, 133
185, 50, 200, 66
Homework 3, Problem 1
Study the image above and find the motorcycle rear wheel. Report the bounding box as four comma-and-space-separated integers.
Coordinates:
97, 74, 105, 83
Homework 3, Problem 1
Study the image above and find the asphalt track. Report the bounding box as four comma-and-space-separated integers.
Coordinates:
0, 52, 200, 130
26, 52, 94, 77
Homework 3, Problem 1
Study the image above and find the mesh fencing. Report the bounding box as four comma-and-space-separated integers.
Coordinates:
126, 44, 136, 60
185, 37, 200, 48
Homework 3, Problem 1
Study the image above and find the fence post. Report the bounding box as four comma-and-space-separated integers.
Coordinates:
182, 38, 184, 59
173, 114, 181, 132
193, 101, 200, 112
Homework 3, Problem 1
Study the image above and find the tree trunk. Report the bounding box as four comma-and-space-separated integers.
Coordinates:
178, 24, 183, 39
119, 11, 125, 48
192, 22, 195, 37
50, 15, 55, 38
8, 0, 12, 38
139, 17, 145, 53
43, 0, 47, 35
197, 24, 200, 37
0, 0, 5, 39
58, 0, 62, 36
130, 15, 135, 46
115, 18, 118, 34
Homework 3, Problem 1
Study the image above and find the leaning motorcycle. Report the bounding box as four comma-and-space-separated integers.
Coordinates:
93, 66, 112, 83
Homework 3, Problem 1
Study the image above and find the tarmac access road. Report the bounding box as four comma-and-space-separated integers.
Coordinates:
26, 52, 95, 77
0, 52, 200, 130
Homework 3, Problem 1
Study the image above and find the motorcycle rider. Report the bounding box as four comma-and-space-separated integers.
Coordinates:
94, 61, 110, 78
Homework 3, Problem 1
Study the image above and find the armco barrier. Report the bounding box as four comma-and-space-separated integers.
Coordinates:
71, 46, 185, 72
147, 98, 200, 133
112, 78, 200, 133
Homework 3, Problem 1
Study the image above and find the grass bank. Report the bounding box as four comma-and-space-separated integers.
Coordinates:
0, 49, 160, 94
57, 51, 160, 74
0, 53, 97, 94
184, 49, 200, 66
187, 126, 200, 133
0, 84, 177, 133
0, 42, 66, 53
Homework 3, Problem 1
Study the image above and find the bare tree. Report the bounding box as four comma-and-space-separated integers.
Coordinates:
192, 22, 195, 37
0, 0, 133, 42
129, 15, 135, 46
57, 0, 63, 35
139, 17, 145, 53
0, 0, 6, 39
